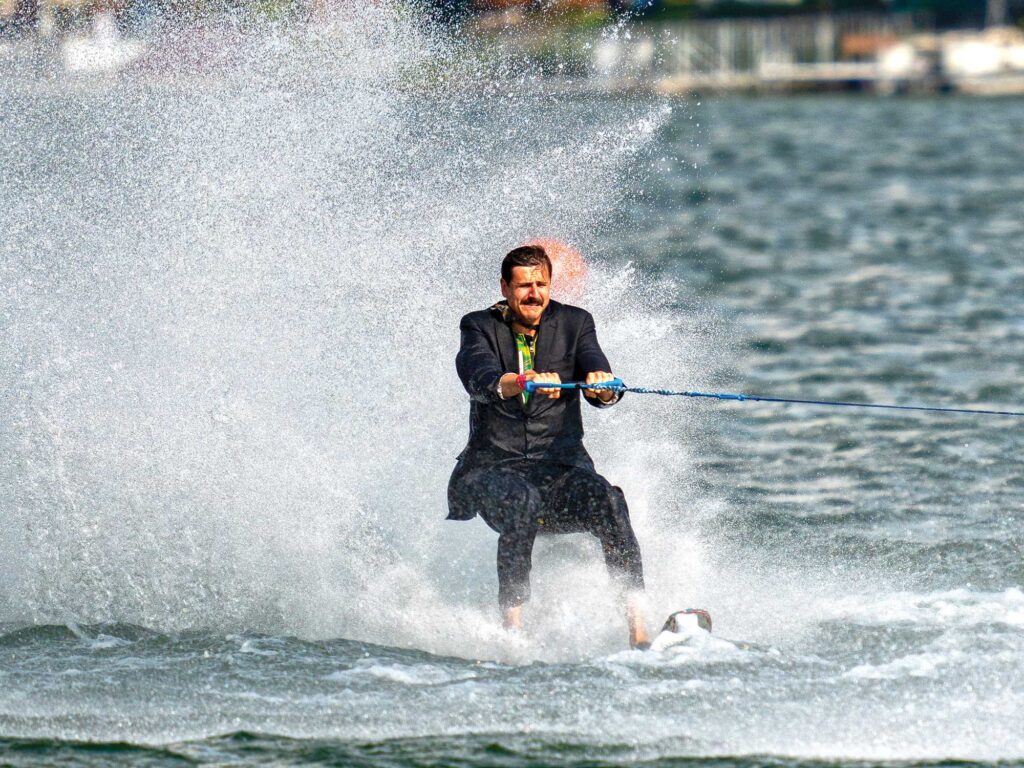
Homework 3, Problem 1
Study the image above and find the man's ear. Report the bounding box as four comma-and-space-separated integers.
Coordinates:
500, 278, 509, 299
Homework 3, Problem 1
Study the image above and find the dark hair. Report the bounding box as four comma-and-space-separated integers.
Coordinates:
501, 245, 552, 284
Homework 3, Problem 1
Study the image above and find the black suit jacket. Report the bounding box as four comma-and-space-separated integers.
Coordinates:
447, 299, 619, 520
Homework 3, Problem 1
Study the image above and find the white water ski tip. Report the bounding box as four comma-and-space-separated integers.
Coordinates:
648, 608, 713, 652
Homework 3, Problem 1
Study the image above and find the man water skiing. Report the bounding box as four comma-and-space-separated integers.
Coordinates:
447, 245, 650, 649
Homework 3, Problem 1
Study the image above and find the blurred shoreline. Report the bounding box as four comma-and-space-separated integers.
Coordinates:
3, 0, 1024, 94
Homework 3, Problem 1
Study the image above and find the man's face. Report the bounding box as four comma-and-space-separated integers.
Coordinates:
501, 264, 551, 327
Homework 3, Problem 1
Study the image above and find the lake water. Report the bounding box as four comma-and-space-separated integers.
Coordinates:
1, 12, 1023, 767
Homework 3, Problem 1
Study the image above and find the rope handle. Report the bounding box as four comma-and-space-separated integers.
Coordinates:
524, 378, 625, 393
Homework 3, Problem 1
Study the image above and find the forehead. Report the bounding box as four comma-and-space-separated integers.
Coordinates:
508, 265, 549, 284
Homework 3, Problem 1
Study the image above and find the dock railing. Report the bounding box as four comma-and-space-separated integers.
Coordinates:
595, 12, 916, 92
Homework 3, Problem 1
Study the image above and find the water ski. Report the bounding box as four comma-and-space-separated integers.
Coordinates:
647, 608, 714, 652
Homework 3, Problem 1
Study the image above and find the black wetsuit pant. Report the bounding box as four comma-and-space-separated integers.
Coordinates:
448, 461, 645, 611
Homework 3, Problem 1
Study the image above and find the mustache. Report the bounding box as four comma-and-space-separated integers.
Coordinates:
522, 299, 543, 306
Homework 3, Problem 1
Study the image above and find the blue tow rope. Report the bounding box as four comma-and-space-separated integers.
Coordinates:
524, 378, 1024, 418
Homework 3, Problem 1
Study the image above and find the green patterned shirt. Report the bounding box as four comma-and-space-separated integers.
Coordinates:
515, 332, 537, 404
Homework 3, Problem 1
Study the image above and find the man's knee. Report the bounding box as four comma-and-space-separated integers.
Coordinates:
574, 474, 632, 527
583, 486, 636, 551
459, 470, 542, 533
605, 485, 632, 527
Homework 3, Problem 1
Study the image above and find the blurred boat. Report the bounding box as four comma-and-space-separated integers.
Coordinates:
942, 26, 1024, 95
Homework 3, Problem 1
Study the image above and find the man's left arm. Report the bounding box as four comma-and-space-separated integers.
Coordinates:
575, 311, 622, 408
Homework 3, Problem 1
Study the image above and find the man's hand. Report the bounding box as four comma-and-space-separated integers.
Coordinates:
530, 371, 562, 399
499, 370, 562, 399
584, 371, 617, 403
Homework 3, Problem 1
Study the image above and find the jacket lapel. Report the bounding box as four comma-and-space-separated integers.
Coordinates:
533, 301, 559, 373
494, 313, 517, 374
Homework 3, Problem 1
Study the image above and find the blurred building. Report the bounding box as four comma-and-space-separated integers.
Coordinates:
657, 0, 1020, 28
637, 2, 1024, 93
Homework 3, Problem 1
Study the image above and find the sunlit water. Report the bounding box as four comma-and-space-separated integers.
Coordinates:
2, 8, 1023, 766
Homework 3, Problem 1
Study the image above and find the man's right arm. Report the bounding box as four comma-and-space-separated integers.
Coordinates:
455, 314, 558, 401
456, 314, 506, 403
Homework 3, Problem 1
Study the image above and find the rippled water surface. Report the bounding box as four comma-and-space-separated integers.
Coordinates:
629, 96, 1024, 584
2, 22, 1023, 766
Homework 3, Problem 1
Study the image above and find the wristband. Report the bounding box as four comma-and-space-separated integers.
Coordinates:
516, 373, 527, 391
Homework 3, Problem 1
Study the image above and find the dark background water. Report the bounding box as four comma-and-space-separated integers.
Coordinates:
2, 46, 1023, 767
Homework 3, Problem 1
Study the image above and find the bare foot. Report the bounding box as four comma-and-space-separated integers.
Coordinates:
627, 600, 650, 649
502, 605, 523, 631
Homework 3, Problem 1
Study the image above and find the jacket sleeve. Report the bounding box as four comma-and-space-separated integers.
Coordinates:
575, 311, 622, 409
456, 314, 504, 403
